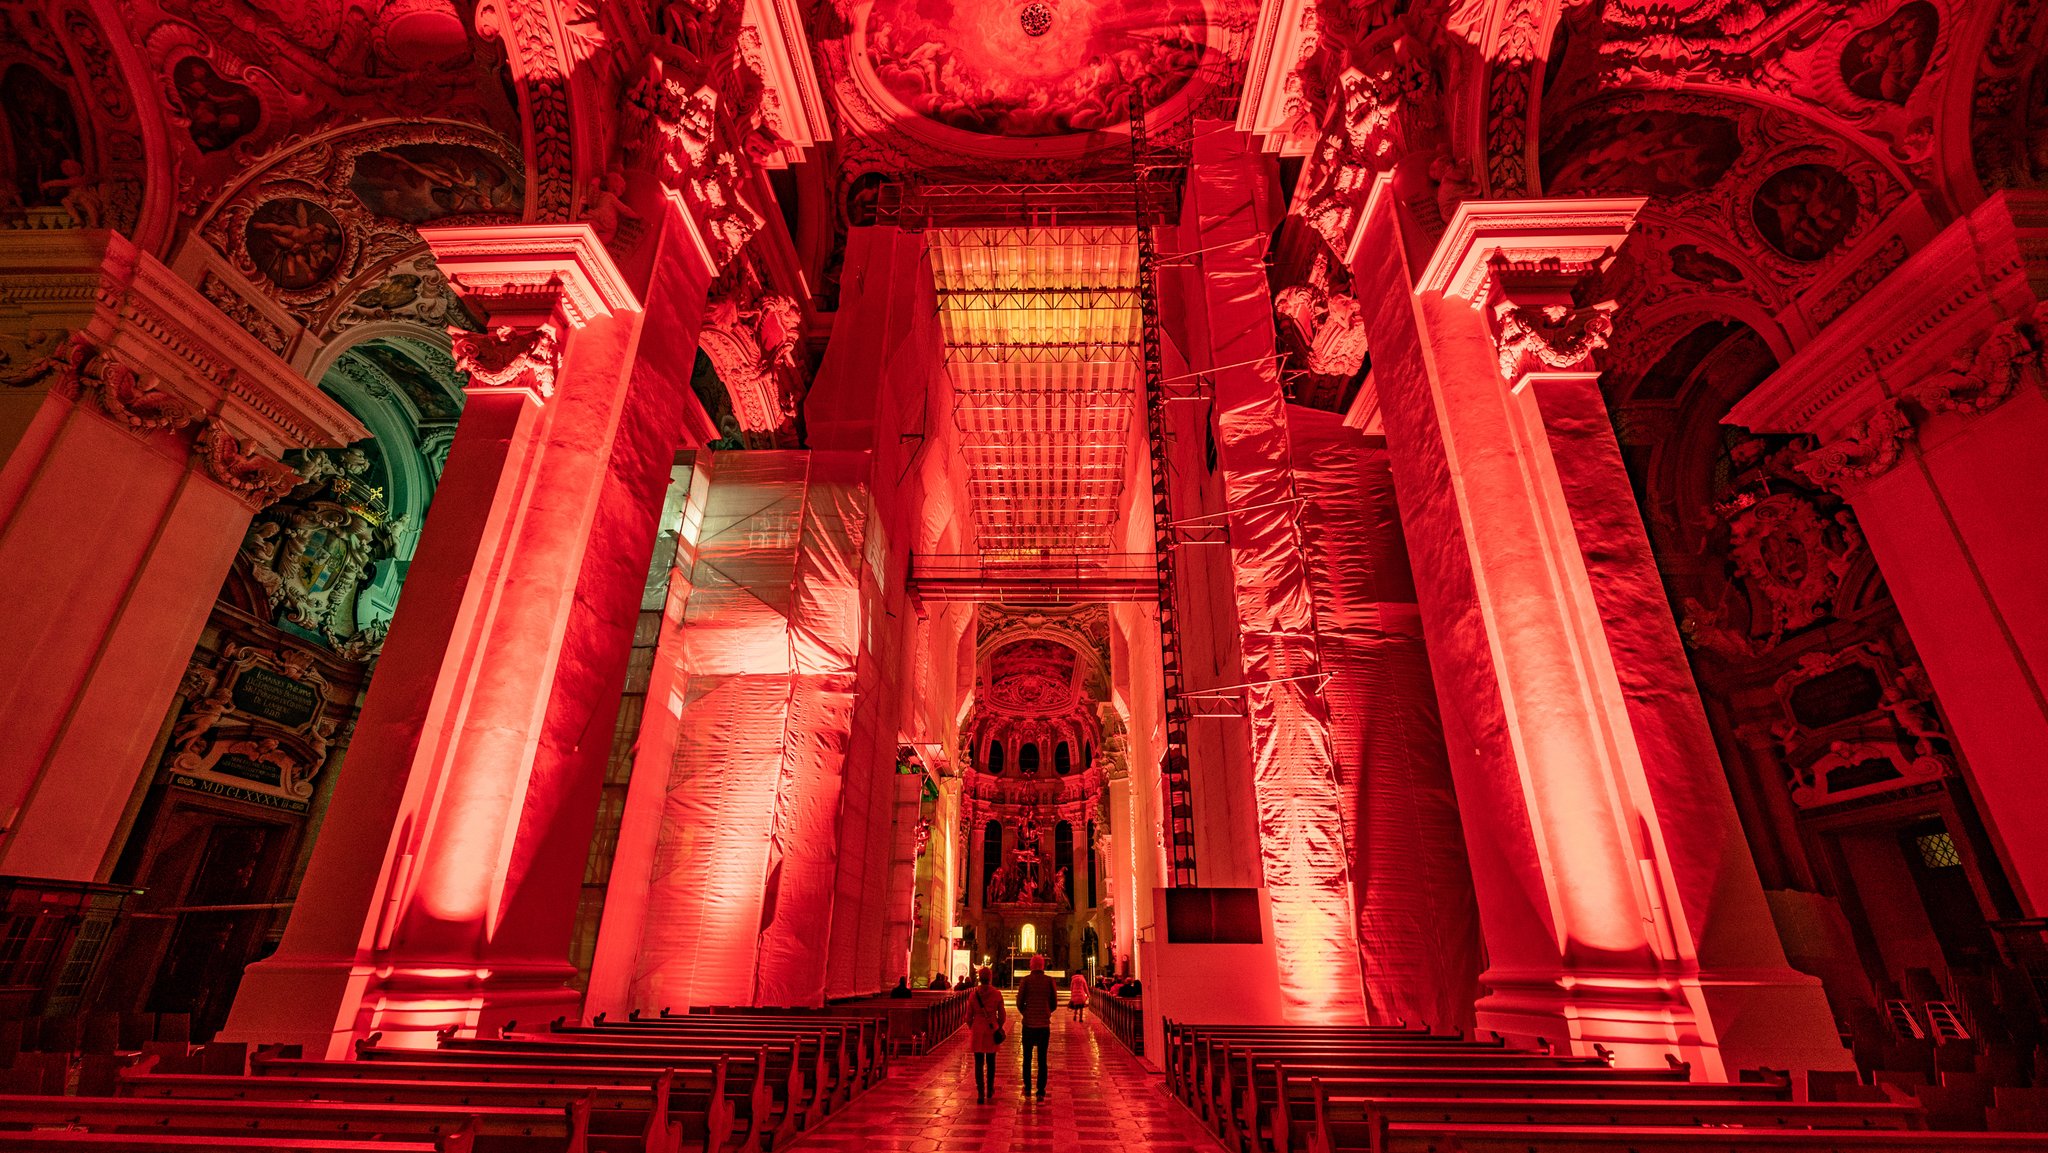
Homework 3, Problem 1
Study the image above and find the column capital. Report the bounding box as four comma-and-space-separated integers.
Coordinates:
1729, 191, 2048, 445
0, 230, 365, 458
1416, 197, 1646, 306
1416, 198, 1644, 388
422, 223, 641, 405
419, 223, 642, 329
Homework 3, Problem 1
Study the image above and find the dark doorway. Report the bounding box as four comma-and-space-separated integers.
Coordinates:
1899, 819, 1995, 972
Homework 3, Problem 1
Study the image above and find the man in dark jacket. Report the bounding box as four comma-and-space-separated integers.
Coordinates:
1014, 954, 1058, 1100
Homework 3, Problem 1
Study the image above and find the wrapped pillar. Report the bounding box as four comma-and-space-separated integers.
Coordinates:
0, 231, 362, 880
223, 223, 693, 1055
1356, 191, 1848, 1075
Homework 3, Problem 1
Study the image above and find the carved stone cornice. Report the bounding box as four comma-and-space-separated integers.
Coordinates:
418, 223, 641, 330
1785, 310, 2046, 492
421, 224, 640, 405
1727, 192, 2048, 442
1416, 198, 1646, 305
0, 230, 365, 456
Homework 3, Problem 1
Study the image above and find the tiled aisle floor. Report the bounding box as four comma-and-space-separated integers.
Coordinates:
785, 1002, 1227, 1153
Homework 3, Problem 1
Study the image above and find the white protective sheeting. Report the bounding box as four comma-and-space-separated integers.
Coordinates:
629, 452, 870, 1009
1181, 129, 1366, 1022
1291, 407, 1482, 1032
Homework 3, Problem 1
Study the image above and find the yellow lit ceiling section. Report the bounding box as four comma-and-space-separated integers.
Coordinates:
928, 225, 1140, 557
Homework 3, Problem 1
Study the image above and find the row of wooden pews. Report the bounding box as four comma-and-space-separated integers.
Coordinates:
694, 990, 970, 1055
1163, 1021, 2048, 1153
0, 1007, 893, 1153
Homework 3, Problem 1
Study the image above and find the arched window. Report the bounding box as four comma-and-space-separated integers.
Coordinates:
987, 740, 1004, 774
982, 820, 1003, 897
1054, 821, 1075, 909
1019, 743, 1040, 774
1086, 819, 1097, 908
1054, 742, 1072, 774
1084, 741, 1092, 767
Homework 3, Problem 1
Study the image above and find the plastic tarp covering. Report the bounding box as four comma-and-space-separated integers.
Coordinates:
630, 451, 868, 1009
1291, 408, 1482, 1032
1182, 129, 1366, 1022
812, 223, 966, 997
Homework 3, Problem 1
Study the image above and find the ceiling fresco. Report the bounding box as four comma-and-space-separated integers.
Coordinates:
862, 0, 1209, 137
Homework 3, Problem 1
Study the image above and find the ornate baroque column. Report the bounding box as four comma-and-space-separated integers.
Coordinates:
1353, 190, 1849, 1076
1727, 190, 2048, 915
221, 223, 681, 1055
0, 230, 363, 880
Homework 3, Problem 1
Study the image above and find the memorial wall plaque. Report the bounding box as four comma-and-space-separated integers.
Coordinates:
231, 667, 319, 728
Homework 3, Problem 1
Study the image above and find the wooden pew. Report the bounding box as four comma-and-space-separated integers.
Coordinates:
1197, 1044, 1623, 1131
0, 1134, 462, 1153
0, 1094, 559, 1151
454, 1033, 839, 1123
1249, 1073, 1819, 1153
117, 1070, 693, 1153
569, 1018, 872, 1097
247, 1058, 758, 1153
1162, 1024, 1491, 1102
1296, 1080, 1925, 1153
662, 1010, 890, 1079
1365, 1118, 2048, 1152
344, 1045, 794, 1150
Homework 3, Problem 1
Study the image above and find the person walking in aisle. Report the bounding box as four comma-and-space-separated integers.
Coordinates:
1015, 954, 1058, 1100
1068, 970, 1089, 1020
967, 967, 1006, 1103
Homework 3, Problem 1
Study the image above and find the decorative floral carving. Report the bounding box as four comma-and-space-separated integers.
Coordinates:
619, 1, 778, 271
194, 422, 300, 509
451, 320, 562, 399
200, 273, 289, 353
1490, 298, 1619, 381
474, 0, 576, 221
57, 336, 206, 432
0, 328, 67, 386
1796, 313, 2046, 490
240, 445, 402, 647
1793, 398, 1913, 489
1293, 11, 1440, 258
1907, 314, 2043, 415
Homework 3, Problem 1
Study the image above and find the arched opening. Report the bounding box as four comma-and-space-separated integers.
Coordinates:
1019, 742, 1040, 774
1085, 819, 1097, 908
986, 740, 1004, 774
1054, 821, 1074, 910
1054, 742, 1071, 774
982, 820, 1003, 899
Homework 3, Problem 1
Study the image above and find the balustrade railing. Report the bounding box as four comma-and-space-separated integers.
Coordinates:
1091, 990, 1143, 1056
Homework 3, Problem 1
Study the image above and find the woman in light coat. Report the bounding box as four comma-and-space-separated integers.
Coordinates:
967, 966, 1006, 1103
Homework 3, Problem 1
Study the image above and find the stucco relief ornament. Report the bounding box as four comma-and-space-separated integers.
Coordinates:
1274, 286, 1369, 378
1794, 398, 1913, 489
1489, 298, 1619, 381
56, 338, 207, 432
0, 329, 66, 387
1906, 314, 2043, 416
451, 321, 562, 398
194, 423, 301, 510
1725, 492, 1854, 642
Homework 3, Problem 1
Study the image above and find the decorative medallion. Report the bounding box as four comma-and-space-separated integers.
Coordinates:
1751, 164, 1859, 262
245, 198, 345, 290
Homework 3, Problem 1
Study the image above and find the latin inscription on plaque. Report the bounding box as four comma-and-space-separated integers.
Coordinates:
231, 667, 318, 728
210, 753, 283, 788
